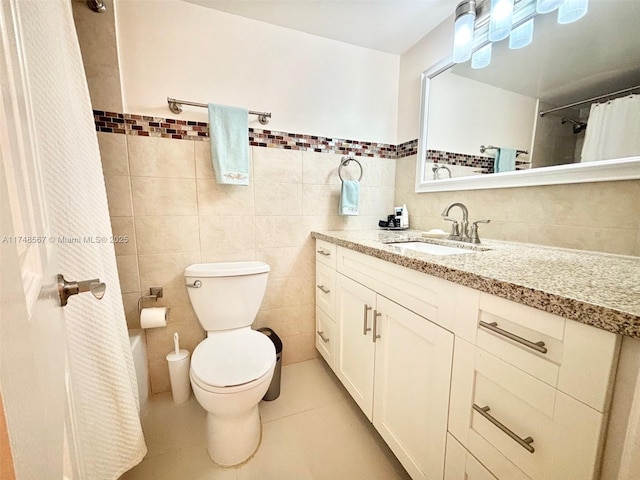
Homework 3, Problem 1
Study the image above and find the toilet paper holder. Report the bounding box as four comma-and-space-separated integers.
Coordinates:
138, 287, 163, 315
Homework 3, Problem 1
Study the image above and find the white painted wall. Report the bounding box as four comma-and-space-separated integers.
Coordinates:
115, 0, 399, 144
397, 17, 452, 143
427, 71, 537, 156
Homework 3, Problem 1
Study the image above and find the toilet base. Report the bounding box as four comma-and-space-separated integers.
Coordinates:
206, 404, 262, 466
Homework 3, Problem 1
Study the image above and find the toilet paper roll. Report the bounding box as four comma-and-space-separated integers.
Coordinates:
140, 307, 169, 329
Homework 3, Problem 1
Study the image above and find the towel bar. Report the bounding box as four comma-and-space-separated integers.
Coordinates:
338, 156, 363, 182
167, 97, 271, 125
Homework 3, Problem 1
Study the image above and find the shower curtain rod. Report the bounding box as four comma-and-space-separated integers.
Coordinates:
539, 84, 640, 117
167, 97, 271, 125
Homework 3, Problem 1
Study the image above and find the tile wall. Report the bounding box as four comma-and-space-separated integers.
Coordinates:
98, 132, 395, 393
396, 154, 640, 256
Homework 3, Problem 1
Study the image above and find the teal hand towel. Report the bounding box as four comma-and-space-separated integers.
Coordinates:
495, 148, 517, 173
208, 103, 249, 185
339, 180, 360, 216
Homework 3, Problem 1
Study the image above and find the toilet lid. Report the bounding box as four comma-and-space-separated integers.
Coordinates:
191, 329, 276, 388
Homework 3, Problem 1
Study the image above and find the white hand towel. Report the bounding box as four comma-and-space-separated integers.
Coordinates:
208, 103, 249, 185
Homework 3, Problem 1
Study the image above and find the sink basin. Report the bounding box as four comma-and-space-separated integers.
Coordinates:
390, 241, 475, 256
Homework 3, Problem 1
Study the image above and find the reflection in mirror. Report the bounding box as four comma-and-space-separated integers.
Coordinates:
417, 0, 640, 191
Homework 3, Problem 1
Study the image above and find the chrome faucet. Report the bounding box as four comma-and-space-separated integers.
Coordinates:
432, 164, 452, 180
441, 202, 490, 243
441, 202, 469, 241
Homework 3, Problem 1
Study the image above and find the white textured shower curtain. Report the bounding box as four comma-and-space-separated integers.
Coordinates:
16, 0, 146, 477
581, 94, 640, 162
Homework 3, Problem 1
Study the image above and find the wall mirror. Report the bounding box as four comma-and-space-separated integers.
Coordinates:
416, 0, 640, 192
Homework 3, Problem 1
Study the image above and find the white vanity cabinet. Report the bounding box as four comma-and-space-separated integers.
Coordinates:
332, 246, 454, 480
448, 290, 620, 480
314, 237, 622, 480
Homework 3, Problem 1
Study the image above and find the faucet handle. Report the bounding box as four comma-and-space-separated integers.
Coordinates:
442, 217, 460, 239
469, 219, 491, 244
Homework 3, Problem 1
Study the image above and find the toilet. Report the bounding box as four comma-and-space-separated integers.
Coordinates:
184, 261, 276, 466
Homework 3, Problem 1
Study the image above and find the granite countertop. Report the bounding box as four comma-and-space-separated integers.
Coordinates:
311, 230, 640, 339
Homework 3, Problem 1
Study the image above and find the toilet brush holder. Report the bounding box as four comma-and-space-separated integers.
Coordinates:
166, 349, 191, 404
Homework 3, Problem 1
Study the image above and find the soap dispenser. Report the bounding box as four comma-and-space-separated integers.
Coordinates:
401, 204, 409, 228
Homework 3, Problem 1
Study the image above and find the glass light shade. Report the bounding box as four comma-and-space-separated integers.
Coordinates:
536, 0, 564, 14
488, 0, 514, 42
453, 11, 476, 63
509, 19, 534, 49
471, 43, 492, 69
558, 0, 588, 24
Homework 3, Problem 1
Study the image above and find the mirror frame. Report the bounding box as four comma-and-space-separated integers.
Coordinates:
415, 57, 640, 193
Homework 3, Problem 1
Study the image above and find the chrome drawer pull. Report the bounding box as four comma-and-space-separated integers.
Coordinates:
317, 331, 330, 343
473, 404, 535, 454
316, 249, 331, 257
372, 310, 382, 343
479, 320, 548, 354
316, 285, 330, 294
363, 304, 372, 335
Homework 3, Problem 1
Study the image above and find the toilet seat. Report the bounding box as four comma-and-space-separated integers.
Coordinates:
191, 329, 276, 390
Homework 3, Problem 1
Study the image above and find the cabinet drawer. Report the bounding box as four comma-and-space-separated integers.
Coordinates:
444, 434, 500, 480
315, 239, 336, 269
336, 246, 443, 327
315, 306, 334, 368
474, 293, 619, 412
316, 262, 336, 318
450, 338, 608, 480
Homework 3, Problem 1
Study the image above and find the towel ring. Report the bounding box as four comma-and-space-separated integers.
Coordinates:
338, 156, 363, 182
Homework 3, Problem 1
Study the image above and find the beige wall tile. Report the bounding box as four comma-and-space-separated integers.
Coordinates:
281, 332, 319, 365
253, 147, 303, 184
194, 141, 214, 179
635, 220, 640, 256
254, 183, 302, 216
138, 253, 202, 291
302, 151, 342, 185
83, 63, 122, 112
255, 216, 313, 249
109, 216, 137, 255
262, 276, 314, 310
199, 249, 257, 263
97, 132, 129, 176
197, 179, 254, 216
135, 216, 200, 255
255, 244, 315, 279
132, 177, 197, 216
71, 0, 118, 69
358, 157, 384, 187
527, 224, 636, 255
199, 215, 255, 253
116, 255, 140, 294
122, 292, 141, 329
254, 304, 315, 338
104, 175, 133, 216
128, 135, 195, 178
303, 184, 340, 216
394, 155, 417, 188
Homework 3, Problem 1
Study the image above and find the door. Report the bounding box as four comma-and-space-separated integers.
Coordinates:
373, 296, 454, 480
0, 1, 68, 477
336, 273, 377, 420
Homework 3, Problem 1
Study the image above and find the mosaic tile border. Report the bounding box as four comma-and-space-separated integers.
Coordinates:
93, 110, 397, 159
426, 148, 531, 174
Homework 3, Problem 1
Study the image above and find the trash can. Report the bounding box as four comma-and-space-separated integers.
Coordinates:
166, 349, 191, 404
258, 328, 282, 401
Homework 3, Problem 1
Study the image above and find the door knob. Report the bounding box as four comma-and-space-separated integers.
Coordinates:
57, 274, 107, 307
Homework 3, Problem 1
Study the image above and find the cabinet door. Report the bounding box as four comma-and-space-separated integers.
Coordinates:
373, 295, 454, 480
336, 273, 377, 420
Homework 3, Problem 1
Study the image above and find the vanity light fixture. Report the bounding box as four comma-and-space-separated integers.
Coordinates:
472, 43, 492, 68
452, 0, 589, 65
509, 18, 534, 49
453, 0, 477, 63
535, 0, 563, 14
558, 0, 588, 24
488, 0, 515, 41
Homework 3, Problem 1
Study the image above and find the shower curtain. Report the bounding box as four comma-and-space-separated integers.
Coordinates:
580, 94, 640, 162
16, 0, 146, 477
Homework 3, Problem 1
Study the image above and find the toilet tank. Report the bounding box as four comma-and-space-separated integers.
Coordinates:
184, 262, 270, 332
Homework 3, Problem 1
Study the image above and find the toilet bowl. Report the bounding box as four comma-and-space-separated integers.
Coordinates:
185, 262, 275, 466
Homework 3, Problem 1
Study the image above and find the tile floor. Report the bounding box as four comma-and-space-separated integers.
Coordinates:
120, 359, 411, 480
